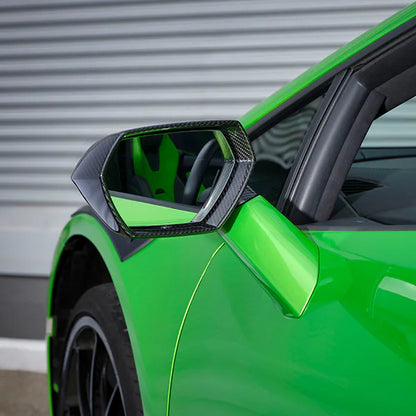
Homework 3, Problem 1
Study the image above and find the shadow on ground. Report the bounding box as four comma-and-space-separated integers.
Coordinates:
0, 370, 48, 416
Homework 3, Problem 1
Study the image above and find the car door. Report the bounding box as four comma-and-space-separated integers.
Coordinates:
168, 33, 416, 415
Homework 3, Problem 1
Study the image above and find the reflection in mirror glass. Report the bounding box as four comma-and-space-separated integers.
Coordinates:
103, 130, 227, 227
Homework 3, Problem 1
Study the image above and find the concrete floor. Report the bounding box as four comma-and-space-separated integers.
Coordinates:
0, 276, 50, 414
0, 370, 48, 416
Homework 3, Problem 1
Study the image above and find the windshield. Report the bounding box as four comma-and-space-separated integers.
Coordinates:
248, 94, 325, 205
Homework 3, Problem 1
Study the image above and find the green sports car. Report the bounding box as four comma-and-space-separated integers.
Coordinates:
48, 4, 416, 415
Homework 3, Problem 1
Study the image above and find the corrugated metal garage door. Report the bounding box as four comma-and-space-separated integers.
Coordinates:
0, 0, 410, 275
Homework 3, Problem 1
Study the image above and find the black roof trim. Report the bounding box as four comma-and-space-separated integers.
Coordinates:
246, 16, 416, 141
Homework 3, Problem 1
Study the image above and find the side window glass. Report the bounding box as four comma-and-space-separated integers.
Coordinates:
249, 94, 325, 205
332, 96, 416, 225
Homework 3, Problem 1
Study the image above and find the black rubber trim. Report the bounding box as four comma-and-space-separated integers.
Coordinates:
73, 206, 153, 262
356, 30, 416, 93
309, 27, 416, 224
285, 74, 371, 224
276, 70, 349, 212
314, 88, 385, 222
283, 23, 416, 225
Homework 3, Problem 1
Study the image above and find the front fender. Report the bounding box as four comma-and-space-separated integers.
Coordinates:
48, 212, 224, 416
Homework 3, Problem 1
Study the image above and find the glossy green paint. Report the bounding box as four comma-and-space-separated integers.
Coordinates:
47, 213, 224, 416
169, 228, 416, 415
222, 196, 318, 317
49, 5, 416, 415
166, 243, 225, 416
306, 229, 416, 367
239, 3, 416, 130
111, 195, 196, 227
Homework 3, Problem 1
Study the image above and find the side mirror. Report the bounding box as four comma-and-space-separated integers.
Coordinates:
72, 121, 254, 238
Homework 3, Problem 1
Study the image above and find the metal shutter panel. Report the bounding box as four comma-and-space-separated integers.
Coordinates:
0, 0, 410, 275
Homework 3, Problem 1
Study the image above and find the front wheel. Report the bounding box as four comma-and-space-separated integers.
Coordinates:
57, 284, 143, 416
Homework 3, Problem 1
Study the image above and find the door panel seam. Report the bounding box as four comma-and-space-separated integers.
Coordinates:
165, 242, 225, 416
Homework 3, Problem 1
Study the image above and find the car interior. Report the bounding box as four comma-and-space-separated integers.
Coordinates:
104, 131, 225, 208
248, 53, 416, 228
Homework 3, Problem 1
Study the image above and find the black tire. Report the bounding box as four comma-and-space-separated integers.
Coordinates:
57, 283, 143, 416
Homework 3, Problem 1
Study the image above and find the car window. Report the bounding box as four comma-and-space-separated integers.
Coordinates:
332, 96, 416, 225
248, 94, 326, 205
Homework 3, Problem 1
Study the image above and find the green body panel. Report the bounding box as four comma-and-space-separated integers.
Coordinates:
111, 196, 196, 227
239, 3, 416, 130
306, 229, 416, 366
169, 227, 416, 415
48, 213, 224, 416
48, 5, 416, 415
222, 196, 318, 317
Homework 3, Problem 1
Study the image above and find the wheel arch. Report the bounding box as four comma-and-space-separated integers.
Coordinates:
48, 212, 124, 324
50, 234, 111, 323
47, 212, 136, 412
48, 210, 226, 415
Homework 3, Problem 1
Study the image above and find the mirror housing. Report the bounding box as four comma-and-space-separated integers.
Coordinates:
72, 120, 254, 238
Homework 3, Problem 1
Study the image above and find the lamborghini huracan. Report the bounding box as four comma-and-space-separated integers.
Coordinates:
48, 4, 416, 415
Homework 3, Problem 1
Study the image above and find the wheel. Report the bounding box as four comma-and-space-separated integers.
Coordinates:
57, 284, 143, 416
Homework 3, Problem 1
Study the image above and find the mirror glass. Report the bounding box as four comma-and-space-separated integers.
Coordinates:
103, 129, 230, 229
